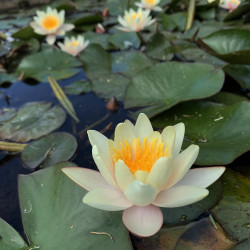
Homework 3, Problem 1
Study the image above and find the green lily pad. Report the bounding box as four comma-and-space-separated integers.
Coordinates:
0, 108, 17, 122
161, 12, 186, 31
0, 217, 28, 250
125, 61, 224, 118
198, 29, 250, 64
224, 2, 250, 21
21, 132, 78, 169
111, 51, 153, 77
84, 31, 112, 50
161, 180, 222, 225
212, 169, 250, 241
152, 92, 250, 165
0, 102, 66, 142
108, 32, 141, 49
17, 49, 81, 82
0, 74, 17, 86
63, 80, 91, 95
232, 239, 250, 250
18, 162, 133, 249
12, 26, 42, 40
73, 13, 103, 26
91, 74, 130, 101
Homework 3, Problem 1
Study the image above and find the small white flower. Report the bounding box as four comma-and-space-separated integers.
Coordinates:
117, 8, 156, 32
57, 36, 89, 56
30, 7, 75, 45
135, 0, 162, 11
207, 0, 241, 12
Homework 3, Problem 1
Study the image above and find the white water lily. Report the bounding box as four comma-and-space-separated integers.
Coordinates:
117, 8, 155, 32
135, 0, 162, 11
207, 0, 241, 12
62, 113, 225, 237
30, 7, 74, 45
57, 36, 89, 56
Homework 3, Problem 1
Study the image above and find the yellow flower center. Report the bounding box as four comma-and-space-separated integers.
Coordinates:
71, 41, 79, 47
132, 13, 142, 20
42, 15, 59, 30
113, 137, 168, 174
146, 0, 156, 4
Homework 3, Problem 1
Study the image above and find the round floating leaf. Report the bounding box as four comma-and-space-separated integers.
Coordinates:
84, 31, 112, 50
0, 108, 17, 122
18, 162, 133, 250
0, 218, 28, 250
17, 49, 81, 82
63, 80, 91, 95
21, 132, 78, 169
152, 93, 250, 165
199, 29, 250, 64
0, 102, 66, 142
125, 62, 224, 118
0, 73, 17, 86
212, 169, 250, 241
111, 51, 153, 77
108, 32, 141, 49
12, 26, 42, 40
73, 13, 103, 26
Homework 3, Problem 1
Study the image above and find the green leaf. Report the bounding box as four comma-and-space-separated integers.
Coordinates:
125, 62, 224, 118
17, 49, 81, 82
0, 218, 28, 250
73, 13, 103, 26
12, 26, 42, 40
212, 169, 250, 241
0, 74, 17, 86
151, 93, 250, 165
111, 51, 153, 77
63, 80, 91, 95
0, 102, 66, 142
161, 12, 186, 31
198, 29, 250, 64
0, 108, 17, 122
224, 2, 250, 21
232, 239, 250, 250
21, 132, 77, 169
18, 163, 133, 250
84, 31, 112, 50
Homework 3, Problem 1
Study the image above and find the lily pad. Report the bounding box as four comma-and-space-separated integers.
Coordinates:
108, 32, 141, 49
152, 92, 250, 165
0, 108, 17, 122
212, 169, 250, 241
63, 80, 91, 95
18, 162, 133, 249
224, 2, 250, 21
21, 132, 78, 169
0, 74, 17, 86
232, 240, 250, 250
125, 61, 224, 118
0, 102, 66, 142
17, 49, 81, 82
12, 26, 42, 40
84, 31, 112, 50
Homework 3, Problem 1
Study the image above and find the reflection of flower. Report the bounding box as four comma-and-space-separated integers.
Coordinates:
30, 7, 74, 45
57, 36, 89, 56
62, 113, 225, 237
117, 8, 155, 32
135, 0, 162, 11
207, 0, 241, 12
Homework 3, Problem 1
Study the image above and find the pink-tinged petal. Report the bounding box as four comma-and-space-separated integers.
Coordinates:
164, 144, 199, 189
115, 160, 135, 191
61, 23, 75, 31
114, 122, 136, 147
173, 123, 185, 158
61, 167, 112, 191
146, 157, 172, 190
46, 34, 56, 45
124, 180, 158, 206
173, 167, 226, 188
92, 145, 118, 188
153, 185, 209, 208
122, 205, 163, 237
134, 113, 153, 139
83, 188, 132, 211
161, 126, 175, 159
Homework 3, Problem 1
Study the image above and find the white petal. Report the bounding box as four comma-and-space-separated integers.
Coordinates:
134, 113, 153, 139
124, 180, 158, 206
114, 122, 136, 146
153, 185, 209, 207
46, 34, 56, 45
115, 160, 135, 191
61, 167, 111, 191
173, 123, 185, 158
61, 23, 75, 31
146, 157, 172, 190
83, 188, 132, 211
173, 167, 225, 188
164, 144, 199, 189
92, 145, 118, 188
161, 126, 175, 159
30, 22, 47, 35
122, 205, 163, 237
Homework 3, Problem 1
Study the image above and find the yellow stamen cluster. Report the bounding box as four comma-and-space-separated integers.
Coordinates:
146, 0, 156, 4
42, 15, 59, 30
113, 137, 168, 174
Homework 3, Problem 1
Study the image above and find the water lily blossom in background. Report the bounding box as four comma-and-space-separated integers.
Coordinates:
62, 113, 225, 237
207, 0, 241, 12
58, 36, 89, 56
135, 0, 162, 11
117, 8, 155, 32
30, 7, 75, 45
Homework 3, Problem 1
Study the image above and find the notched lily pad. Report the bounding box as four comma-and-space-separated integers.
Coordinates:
21, 132, 78, 169
0, 102, 66, 142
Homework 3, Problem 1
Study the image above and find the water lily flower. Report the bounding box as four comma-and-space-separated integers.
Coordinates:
62, 113, 225, 237
117, 8, 155, 32
135, 0, 162, 11
30, 7, 75, 45
207, 0, 241, 12
57, 36, 89, 56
